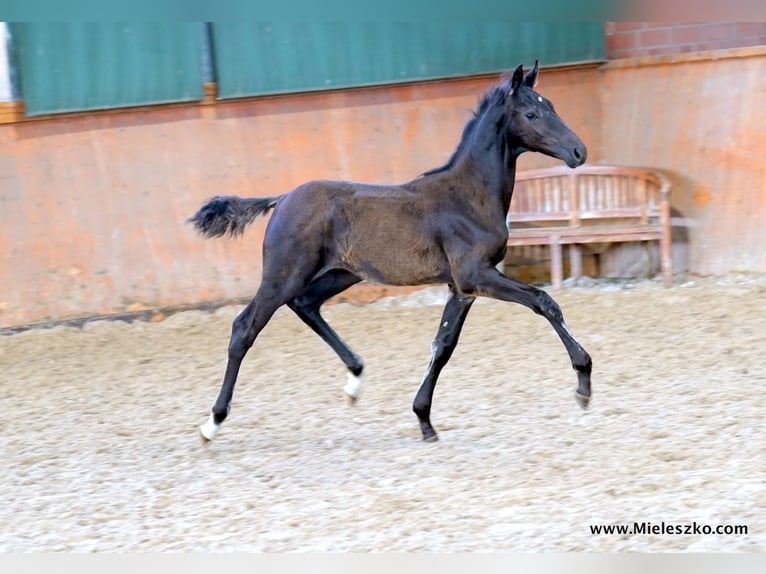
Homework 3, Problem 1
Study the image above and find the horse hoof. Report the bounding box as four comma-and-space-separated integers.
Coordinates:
199, 429, 211, 445
343, 373, 362, 406
199, 414, 220, 442
422, 432, 439, 443
574, 390, 591, 410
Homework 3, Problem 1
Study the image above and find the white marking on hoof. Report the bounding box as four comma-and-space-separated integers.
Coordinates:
343, 372, 362, 402
200, 413, 221, 441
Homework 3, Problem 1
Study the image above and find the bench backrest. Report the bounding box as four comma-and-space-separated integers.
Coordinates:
508, 164, 671, 226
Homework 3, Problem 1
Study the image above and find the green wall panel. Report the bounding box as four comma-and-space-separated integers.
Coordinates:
213, 23, 605, 99
11, 23, 204, 116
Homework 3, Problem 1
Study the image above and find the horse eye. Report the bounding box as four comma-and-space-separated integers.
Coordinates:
525, 112, 537, 120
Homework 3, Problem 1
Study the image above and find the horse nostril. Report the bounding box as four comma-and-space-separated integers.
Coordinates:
572, 146, 587, 164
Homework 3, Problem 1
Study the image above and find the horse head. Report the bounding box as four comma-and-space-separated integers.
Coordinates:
505, 61, 587, 168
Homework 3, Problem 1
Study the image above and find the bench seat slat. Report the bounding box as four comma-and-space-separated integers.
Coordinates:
507, 224, 664, 245
509, 209, 658, 221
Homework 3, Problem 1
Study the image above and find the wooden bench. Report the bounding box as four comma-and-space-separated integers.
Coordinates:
506, 164, 672, 288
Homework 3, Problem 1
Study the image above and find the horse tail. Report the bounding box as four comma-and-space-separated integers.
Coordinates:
188, 195, 279, 238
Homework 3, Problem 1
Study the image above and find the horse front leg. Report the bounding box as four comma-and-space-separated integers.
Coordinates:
413, 284, 475, 442
456, 266, 592, 407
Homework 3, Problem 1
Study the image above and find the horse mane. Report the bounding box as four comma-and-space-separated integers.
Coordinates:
421, 84, 507, 177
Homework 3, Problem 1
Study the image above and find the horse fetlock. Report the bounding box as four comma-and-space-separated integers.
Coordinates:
415, 415, 438, 441
579, 354, 593, 374
211, 403, 230, 425
415, 410, 438, 441
412, 400, 432, 423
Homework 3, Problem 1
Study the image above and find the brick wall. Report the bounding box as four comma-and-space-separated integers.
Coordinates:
605, 22, 766, 59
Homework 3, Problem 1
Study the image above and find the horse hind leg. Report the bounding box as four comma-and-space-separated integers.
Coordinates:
287, 269, 364, 403
200, 274, 313, 443
199, 295, 274, 442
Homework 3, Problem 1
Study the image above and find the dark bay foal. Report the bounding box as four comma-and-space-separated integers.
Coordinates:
190, 62, 592, 443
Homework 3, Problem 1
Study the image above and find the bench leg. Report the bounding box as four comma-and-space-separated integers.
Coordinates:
642, 242, 652, 279
660, 234, 673, 288
569, 244, 582, 283
550, 239, 563, 289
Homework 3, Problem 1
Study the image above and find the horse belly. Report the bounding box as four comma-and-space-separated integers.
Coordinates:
341, 232, 448, 286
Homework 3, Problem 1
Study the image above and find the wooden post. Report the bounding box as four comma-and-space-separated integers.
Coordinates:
570, 244, 582, 282
659, 175, 673, 288
550, 237, 563, 289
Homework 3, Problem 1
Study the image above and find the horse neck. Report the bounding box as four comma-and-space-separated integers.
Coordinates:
464, 107, 518, 215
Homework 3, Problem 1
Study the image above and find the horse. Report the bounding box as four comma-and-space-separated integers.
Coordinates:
189, 61, 592, 444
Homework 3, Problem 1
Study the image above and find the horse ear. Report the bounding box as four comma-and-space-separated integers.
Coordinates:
524, 60, 539, 88
509, 64, 525, 95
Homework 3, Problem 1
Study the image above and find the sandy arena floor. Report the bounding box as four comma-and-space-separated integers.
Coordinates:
1, 274, 764, 552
